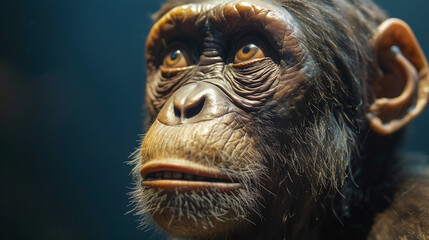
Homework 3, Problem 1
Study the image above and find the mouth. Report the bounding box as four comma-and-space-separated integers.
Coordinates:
140, 159, 241, 191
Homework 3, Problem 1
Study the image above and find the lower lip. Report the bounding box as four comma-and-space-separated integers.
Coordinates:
141, 179, 241, 191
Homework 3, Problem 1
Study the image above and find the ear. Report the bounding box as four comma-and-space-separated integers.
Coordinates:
367, 18, 429, 135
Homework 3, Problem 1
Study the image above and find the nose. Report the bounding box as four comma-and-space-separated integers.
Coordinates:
157, 82, 232, 125
173, 87, 206, 120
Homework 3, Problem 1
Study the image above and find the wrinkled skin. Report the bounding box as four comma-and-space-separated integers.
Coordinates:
130, 0, 429, 239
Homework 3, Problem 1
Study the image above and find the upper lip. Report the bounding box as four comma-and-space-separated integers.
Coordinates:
140, 159, 240, 189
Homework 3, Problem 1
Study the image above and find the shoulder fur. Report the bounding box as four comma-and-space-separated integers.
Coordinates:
368, 155, 429, 239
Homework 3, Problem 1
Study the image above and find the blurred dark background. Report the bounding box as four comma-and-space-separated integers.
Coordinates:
0, 0, 428, 239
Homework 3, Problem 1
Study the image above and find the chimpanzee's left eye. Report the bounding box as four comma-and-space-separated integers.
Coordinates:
234, 43, 265, 64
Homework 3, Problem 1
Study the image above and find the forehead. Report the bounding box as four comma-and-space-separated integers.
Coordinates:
145, 0, 299, 62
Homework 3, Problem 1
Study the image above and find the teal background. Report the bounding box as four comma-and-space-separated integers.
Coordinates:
0, 0, 427, 239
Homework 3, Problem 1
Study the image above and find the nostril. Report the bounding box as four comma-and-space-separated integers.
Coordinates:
184, 97, 205, 119
174, 106, 181, 119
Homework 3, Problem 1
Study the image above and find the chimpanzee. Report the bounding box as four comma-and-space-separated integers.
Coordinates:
130, 0, 429, 239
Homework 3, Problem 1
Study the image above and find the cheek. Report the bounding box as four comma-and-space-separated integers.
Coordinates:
224, 60, 280, 111
273, 62, 308, 110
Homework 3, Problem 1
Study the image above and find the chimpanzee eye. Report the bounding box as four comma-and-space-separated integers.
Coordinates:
162, 49, 190, 68
234, 43, 265, 64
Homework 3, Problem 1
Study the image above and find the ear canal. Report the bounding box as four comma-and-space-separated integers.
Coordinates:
367, 18, 429, 135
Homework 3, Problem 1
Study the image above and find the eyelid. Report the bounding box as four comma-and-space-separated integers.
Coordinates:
160, 65, 194, 75
231, 57, 268, 68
